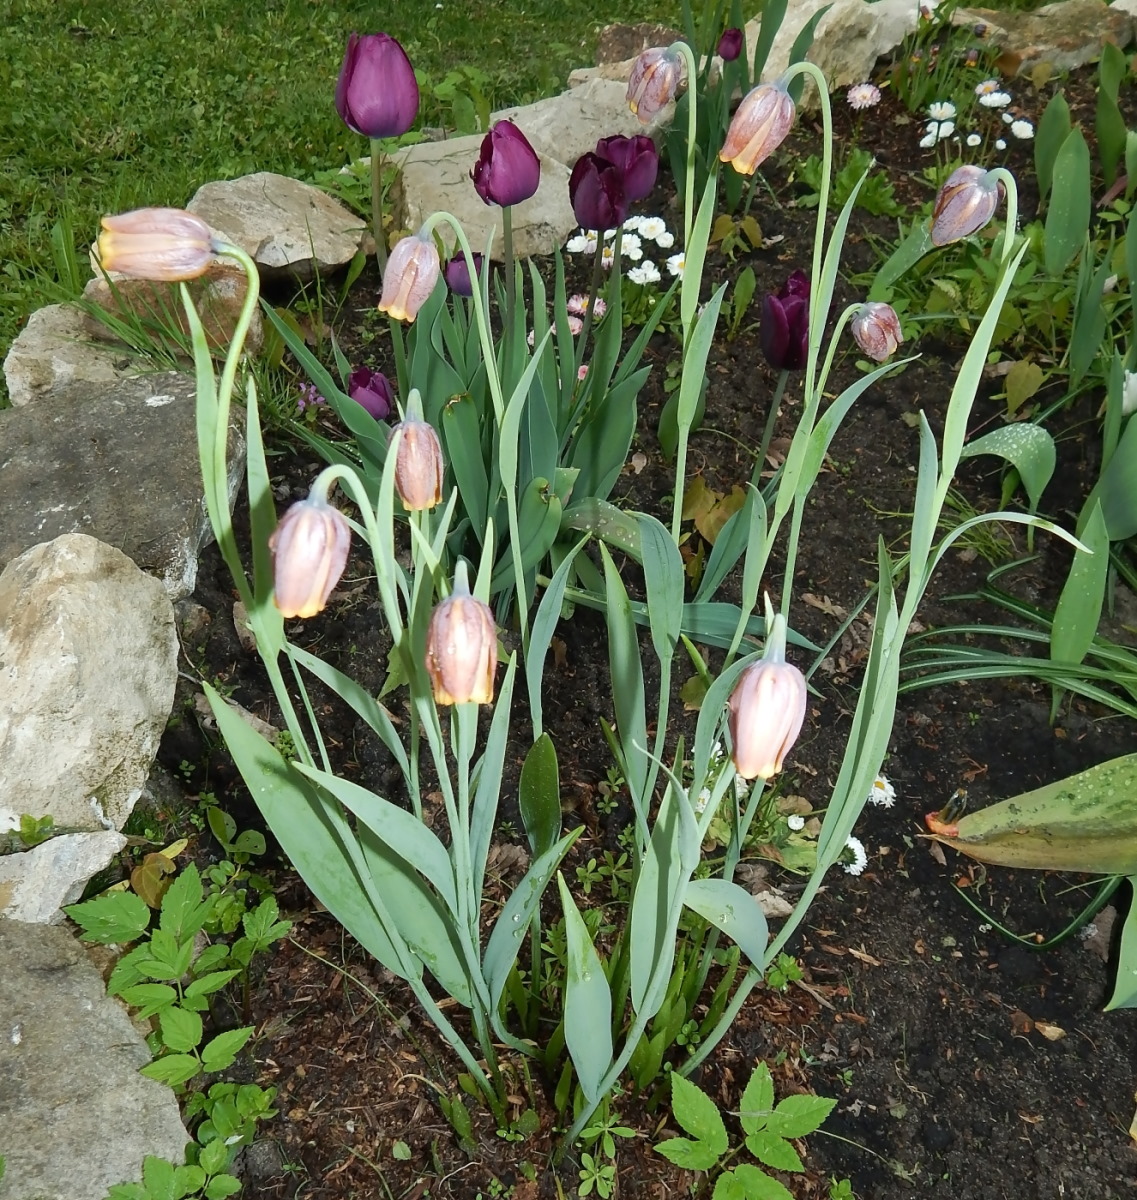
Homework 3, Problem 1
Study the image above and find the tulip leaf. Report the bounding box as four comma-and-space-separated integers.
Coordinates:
960, 423, 1056, 513
557, 873, 613, 1104
1044, 128, 1091, 276
695, 486, 765, 604
683, 878, 769, 969
521, 373, 559, 497
470, 657, 518, 910
1035, 91, 1072, 207
489, 476, 562, 593
519, 732, 561, 859
1051, 501, 1109, 672
1097, 409, 1137, 540
568, 367, 646, 500
525, 536, 588, 739
637, 513, 684, 665
443, 394, 490, 538
1105, 877, 1137, 1010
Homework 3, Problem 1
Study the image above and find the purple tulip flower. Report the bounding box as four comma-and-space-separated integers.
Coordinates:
471, 120, 541, 207
594, 135, 659, 205
335, 33, 419, 139
761, 270, 811, 371
444, 252, 483, 297
718, 28, 743, 62
348, 367, 394, 420
569, 153, 629, 232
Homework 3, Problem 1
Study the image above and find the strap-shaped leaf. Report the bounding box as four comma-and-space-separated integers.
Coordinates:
683, 878, 769, 968
526, 536, 589, 738
637, 513, 684, 665
470, 657, 518, 908
556, 874, 613, 1104
1106, 876, 1137, 1010
601, 543, 649, 809
443, 394, 490, 538
519, 732, 561, 859
489, 476, 562, 593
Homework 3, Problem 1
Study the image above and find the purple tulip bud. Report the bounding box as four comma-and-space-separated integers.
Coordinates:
378, 230, 440, 323
389, 416, 444, 511
347, 367, 394, 420
425, 563, 498, 705
471, 120, 541, 208
720, 81, 796, 175
761, 269, 810, 371
718, 27, 743, 62
335, 33, 419, 139
444, 252, 483, 297
96, 208, 216, 281
595, 134, 659, 205
269, 494, 351, 618
930, 165, 1003, 247
569, 153, 629, 234
626, 47, 685, 123
851, 302, 904, 362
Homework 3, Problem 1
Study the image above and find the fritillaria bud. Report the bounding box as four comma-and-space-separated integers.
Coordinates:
930, 165, 1003, 247
269, 492, 351, 619
727, 613, 807, 780
719, 81, 796, 176
96, 208, 216, 281
471, 120, 541, 208
626, 47, 684, 123
389, 415, 443, 511
717, 28, 743, 62
425, 563, 498, 706
378, 230, 440, 323
335, 33, 419, 139
851, 302, 904, 362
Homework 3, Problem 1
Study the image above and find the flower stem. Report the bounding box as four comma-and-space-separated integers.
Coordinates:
575, 236, 607, 376
369, 138, 388, 275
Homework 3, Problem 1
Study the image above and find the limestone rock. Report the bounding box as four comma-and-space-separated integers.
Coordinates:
0, 534, 178, 832
0, 917, 188, 1198
392, 135, 576, 260
951, 0, 1134, 74
188, 171, 368, 281
0, 831, 127, 924
0, 371, 245, 597
2, 303, 145, 408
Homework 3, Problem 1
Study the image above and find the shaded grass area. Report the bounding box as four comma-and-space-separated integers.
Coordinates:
0, 0, 680, 403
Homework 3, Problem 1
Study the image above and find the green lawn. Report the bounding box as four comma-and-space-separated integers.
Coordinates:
0, 0, 681, 403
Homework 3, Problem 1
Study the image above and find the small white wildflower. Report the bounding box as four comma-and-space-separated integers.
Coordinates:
694, 788, 711, 815
1001, 111, 1015, 124
666, 251, 686, 279
995, 137, 1007, 150
566, 229, 599, 254
936, 120, 955, 140
734, 773, 749, 801
787, 814, 806, 832
847, 82, 881, 111
842, 835, 868, 876
711, 740, 725, 762
628, 260, 661, 285
966, 132, 982, 147
636, 216, 670, 244
1122, 369, 1137, 417
622, 214, 645, 231
1011, 119, 1034, 140
601, 243, 615, 270
974, 79, 1002, 96
619, 232, 644, 261
919, 131, 937, 149
603, 227, 620, 240
1103, 274, 1119, 294
978, 91, 1012, 108
867, 774, 896, 808
654, 229, 675, 249
927, 100, 956, 121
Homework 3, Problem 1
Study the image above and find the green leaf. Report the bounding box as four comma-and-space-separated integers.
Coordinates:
637, 513, 684, 666
173, 1165, 207, 1194
1044, 128, 1091, 275
197, 1136, 230, 1176
1106, 876, 1137, 1009
960, 422, 1055, 512
655, 1135, 722, 1172
765, 1093, 837, 1139
740, 1062, 775, 1136
118, 983, 178, 1019
683, 878, 769, 969
158, 863, 208, 942
1051, 502, 1108, 669
144, 929, 195, 981
669, 1073, 728, 1156
201, 1027, 254, 1072
140, 1053, 202, 1087
519, 732, 561, 858
1098, 411, 1137, 540
184, 970, 241, 1000
744, 1129, 803, 1172
720, 1164, 794, 1200
556, 873, 613, 1104
65, 891, 151, 944
242, 895, 290, 947
600, 543, 648, 807
203, 1175, 243, 1199
159, 1006, 203, 1054
142, 1154, 177, 1200
1034, 91, 1071, 206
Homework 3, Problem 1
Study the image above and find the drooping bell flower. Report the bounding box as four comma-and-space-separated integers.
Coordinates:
627, 46, 685, 122
595, 134, 659, 205
389, 415, 444, 511
96, 208, 216, 281
425, 562, 498, 705
377, 230, 440, 323
850, 302, 904, 362
335, 33, 419, 139
269, 492, 351, 618
761, 270, 810, 371
930, 164, 1003, 246
348, 368, 394, 420
720, 81, 796, 175
569, 153, 628, 233
718, 28, 743, 62
444, 252, 483, 297
471, 120, 541, 207
727, 612, 808, 780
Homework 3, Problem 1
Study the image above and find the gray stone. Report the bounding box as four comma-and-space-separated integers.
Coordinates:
392, 135, 577, 261
0, 917, 188, 1199
188, 171, 368, 281
0, 371, 245, 598
0, 831, 127, 924
0, 534, 178, 833
2, 303, 145, 408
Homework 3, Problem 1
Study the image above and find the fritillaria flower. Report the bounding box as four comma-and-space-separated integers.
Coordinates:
761, 269, 810, 371
471, 120, 541, 207
726, 612, 808, 780
335, 33, 419, 139
569, 153, 628, 232
95, 208, 215, 281
378, 230, 440, 322
717, 27, 743, 62
595, 134, 659, 204
425, 564, 498, 705
930, 165, 1003, 246
269, 493, 351, 618
719, 81, 796, 175
389, 415, 444, 511
626, 46, 684, 122
851, 302, 903, 362
347, 368, 393, 420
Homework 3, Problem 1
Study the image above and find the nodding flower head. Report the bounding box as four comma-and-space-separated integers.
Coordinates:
719, 81, 796, 176
269, 491, 351, 619
851, 302, 904, 362
96, 208, 216, 281
626, 46, 684, 122
930, 165, 1004, 247
425, 564, 498, 706
377, 230, 440, 323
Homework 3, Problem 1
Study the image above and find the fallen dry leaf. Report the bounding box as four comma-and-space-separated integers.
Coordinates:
802, 592, 847, 619
1034, 1021, 1066, 1042
847, 945, 883, 967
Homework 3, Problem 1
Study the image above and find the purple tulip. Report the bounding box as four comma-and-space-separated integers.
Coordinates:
761, 270, 810, 371
335, 33, 419, 139
569, 153, 628, 232
348, 367, 394, 420
718, 27, 743, 62
444, 252, 483, 297
594, 135, 659, 205
471, 120, 541, 207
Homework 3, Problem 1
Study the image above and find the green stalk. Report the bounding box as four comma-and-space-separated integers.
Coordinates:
669, 40, 701, 254
502, 203, 516, 335
987, 166, 1020, 265
575, 236, 607, 376
369, 139, 388, 274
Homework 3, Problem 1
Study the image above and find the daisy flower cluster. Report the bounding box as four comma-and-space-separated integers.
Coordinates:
919, 80, 1035, 156
566, 214, 683, 283
919, 100, 956, 148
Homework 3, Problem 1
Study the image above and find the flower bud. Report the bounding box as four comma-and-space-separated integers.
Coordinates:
930, 165, 1003, 247
389, 416, 443, 511
719, 82, 796, 176
717, 28, 743, 62
627, 47, 684, 122
425, 566, 498, 705
594, 134, 659, 205
348, 367, 394, 420
378, 231, 440, 323
335, 33, 419, 139
569, 153, 628, 233
850, 302, 904, 362
726, 614, 807, 780
269, 495, 351, 618
761, 270, 810, 371
96, 208, 216, 281
471, 120, 541, 208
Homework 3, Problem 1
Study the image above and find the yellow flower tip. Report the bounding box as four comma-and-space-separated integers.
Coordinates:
96, 207, 216, 281
268, 497, 351, 619
719, 83, 796, 176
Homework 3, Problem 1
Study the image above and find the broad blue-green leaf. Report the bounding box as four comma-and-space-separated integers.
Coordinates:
556, 874, 612, 1104
1051, 502, 1108, 668
470, 659, 517, 904
490, 476, 562, 592
1098, 411, 1137, 540
637, 513, 684, 665
1044, 128, 1091, 275
526, 537, 588, 738
960, 423, 1055, 513
443, 394, 490, 538
519, 732, 561, 858
1035, 91, 1071, 206
683, 878, 769, 968
629, 788, 684, 1019
1106, 876, 1137, 1009
601, 544, 648, 807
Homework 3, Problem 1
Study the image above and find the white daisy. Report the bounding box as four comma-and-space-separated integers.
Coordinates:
666, 251, 686, 279
622, 214, 645, 231
787, 814, 806, 832
842, 835, 868, 876
974, 79, 1002, 96
629, 257, 661, 284
601, 243, 615, 270
1002, 111, 1015, 124
995, 138, 1007, 150
603, 227, 620, 240
867, 774, 896, 808
636, 216, 671, 244
978, 91, 1011, 108
694, 788, 711, 814
966, 132, 982, 147
566, 229, 599, 254
927, 100, 956, 121
847, 82, 881, 111
1122, 369, 1137, 417
618, 232, 644, 261
919, 131, 937, 149
1011, 119, 1034, 140
654, 229, 675, 249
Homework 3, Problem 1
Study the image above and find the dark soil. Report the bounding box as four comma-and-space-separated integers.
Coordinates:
157, 61, 1137, 1200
